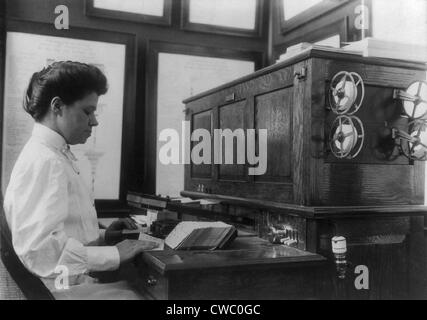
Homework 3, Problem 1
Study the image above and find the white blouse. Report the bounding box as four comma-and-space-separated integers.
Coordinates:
3, 123, 120, 288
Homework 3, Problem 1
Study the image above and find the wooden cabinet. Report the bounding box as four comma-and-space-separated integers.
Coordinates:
179, 50, 427, 299
184, 50, 427, 207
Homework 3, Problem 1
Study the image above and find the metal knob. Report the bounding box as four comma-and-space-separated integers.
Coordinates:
146, 275, 157, 287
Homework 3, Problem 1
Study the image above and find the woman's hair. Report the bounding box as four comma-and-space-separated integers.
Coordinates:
23, 61, 108, 121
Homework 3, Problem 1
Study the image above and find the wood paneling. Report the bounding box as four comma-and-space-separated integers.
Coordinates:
191, 110, 212, 179
185, 50, 427, 207
185, 63, 297, 203
254, 87, 293, 183
292, 60, 311, 205
218, 100, 246, 181
320, 163, 421, 206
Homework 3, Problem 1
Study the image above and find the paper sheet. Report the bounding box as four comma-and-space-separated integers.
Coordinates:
138, 233, 165, 251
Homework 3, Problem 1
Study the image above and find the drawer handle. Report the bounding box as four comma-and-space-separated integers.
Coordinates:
147, 275, 157, 287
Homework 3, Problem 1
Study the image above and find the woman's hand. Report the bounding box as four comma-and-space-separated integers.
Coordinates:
107, 218, 138, 231
105, 218, 138, 245
116, 239, 160, 264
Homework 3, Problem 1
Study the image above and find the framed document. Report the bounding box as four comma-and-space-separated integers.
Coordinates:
181, 0, 264, 37
279, 0, 350, 33
1, 23, 136, 208
145, 41, 262, 196
85, 0, 172, 26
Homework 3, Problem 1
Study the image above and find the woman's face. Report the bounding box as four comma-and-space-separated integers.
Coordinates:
57, 92, 99, 145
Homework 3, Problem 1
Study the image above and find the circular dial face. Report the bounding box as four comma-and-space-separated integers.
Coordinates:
402, 121, 427, 161
329, 72, 364, 115
333, 78, 357, 112
330, 115, 365, 159
403, 81, 427, 119
332, 121, 357, 154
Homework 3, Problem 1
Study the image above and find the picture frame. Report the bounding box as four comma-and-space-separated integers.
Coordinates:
143, 41, 264, 195
279, 0, 351, 33
181, 0, 265, 38
85, 0, 173, 26
1, 21, 137, 212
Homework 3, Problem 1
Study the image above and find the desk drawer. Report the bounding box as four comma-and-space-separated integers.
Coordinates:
135, 238, 327, 299
136, 261, 168, 300
136, 263, 324, 300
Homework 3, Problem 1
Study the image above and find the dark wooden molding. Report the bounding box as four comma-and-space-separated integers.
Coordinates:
184, 48, 427, 104
181, 0, 265, 38
4, 20, 137, 209
278, 0, 351, 34
85, 0, 173, 26
181, 191, 427, 219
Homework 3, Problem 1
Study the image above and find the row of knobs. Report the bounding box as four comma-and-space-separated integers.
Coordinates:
197, 184, 212, 194
282, 228, 298, 246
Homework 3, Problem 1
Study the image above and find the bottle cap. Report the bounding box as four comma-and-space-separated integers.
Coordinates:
331, 236, 347, 254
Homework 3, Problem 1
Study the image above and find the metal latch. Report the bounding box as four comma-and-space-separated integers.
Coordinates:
225, 93, 236, 103
294, 67, 307, 81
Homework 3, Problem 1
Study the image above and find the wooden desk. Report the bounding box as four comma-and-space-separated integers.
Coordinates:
135, 236, 326, 300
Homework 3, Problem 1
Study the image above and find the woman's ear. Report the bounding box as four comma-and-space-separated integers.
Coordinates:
50, 96, 64, 115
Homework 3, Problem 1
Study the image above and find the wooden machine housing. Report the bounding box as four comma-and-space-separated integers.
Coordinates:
179, 50, 427, 299
183, 49, 426, 207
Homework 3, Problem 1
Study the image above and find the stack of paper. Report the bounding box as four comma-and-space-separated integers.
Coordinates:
119, 230, 165, 250
343, 37, 427, 62
276, 42, 362, 64
173, 197, 201, 204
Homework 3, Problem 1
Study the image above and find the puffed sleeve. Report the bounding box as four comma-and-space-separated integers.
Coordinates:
4, 156, 120, 279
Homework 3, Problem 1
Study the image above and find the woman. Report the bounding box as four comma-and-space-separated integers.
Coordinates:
3, 61, 158, 299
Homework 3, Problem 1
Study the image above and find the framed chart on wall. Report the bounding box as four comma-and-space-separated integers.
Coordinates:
85, 0, 172, 26
181, 0, 264, 37
1, 22, 136, 207
145, 41, 263, 197
279, 0, 350, 33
